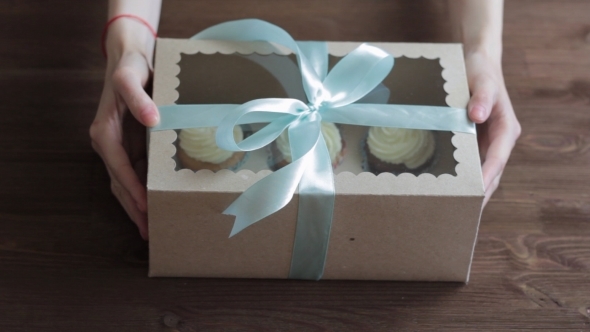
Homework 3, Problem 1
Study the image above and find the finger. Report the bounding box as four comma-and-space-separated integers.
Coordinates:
97, 136, 148, 213
483, 173, 501, 207
481, 130, 515, 204
112, 67, 159, 127
111, 179, 149, 240
122, 109, 148, 159
468, 77, 498, 124
482, 157, 503, 207
134, 157, 148, 186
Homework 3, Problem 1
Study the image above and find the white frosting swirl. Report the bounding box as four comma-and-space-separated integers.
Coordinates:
179, 126, 243, 164
367, 127, 435, 169
276, 122, 342, 163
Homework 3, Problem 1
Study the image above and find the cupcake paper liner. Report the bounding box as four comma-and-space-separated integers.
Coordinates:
174, 126, 251, 172
361, 130, 440, 176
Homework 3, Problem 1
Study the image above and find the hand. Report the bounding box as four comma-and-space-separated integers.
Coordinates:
464, 51, 521, 207
89, 50, 159, 240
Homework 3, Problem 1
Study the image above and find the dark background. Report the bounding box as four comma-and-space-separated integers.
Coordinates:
1, 0, 589, 330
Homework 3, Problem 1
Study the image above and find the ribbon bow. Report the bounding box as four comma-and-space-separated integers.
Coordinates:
153, 19, 475, 280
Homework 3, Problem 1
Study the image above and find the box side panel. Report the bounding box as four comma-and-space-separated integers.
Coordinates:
150, 189, 483, 281
323, 195, 483, 282
148, 190, 297, 278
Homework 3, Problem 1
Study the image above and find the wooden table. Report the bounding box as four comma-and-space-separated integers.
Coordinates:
1, 0, 589, 330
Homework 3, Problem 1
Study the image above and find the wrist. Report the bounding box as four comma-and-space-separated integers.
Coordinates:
463, 35, 502, 64
449, 0, 505, 65
463, 46, 505, 84
104, 18, 156, 65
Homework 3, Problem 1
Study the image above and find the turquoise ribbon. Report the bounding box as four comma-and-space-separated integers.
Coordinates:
152, 19, 476, 280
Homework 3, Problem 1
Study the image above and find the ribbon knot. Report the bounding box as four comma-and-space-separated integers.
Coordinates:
306, 104, 319, 113
308, 88, 330, 110
298, 103, 324, 125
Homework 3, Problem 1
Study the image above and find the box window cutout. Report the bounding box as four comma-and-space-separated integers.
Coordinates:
173, 52, 457, 177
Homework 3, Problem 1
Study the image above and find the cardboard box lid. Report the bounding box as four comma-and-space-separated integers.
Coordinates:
149, 39, 484, 197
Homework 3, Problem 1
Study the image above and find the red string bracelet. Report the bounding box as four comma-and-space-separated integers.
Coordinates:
101, 14, 158, 58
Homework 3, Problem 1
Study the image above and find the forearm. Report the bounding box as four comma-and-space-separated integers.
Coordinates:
449, 0, 504, 62
105, 0, 162, 62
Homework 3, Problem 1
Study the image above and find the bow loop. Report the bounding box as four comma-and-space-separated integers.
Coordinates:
192, 19, 323, 105
322, 43, 394, 108
215, 98, 306, 151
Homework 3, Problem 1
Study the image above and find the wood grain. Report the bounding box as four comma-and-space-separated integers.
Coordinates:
1, 0, 590, 330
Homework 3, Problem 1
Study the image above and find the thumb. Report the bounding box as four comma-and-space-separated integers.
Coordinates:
467, 76, 498, 124
112, 67, 160, 127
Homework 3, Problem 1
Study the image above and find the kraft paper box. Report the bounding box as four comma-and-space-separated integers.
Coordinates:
148, 38, 484, 281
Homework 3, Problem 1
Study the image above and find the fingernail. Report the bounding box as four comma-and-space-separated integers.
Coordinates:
141, 108, 159, 127
471, 106, 485, 122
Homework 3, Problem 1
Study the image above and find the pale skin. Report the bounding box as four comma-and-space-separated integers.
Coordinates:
90, 0, 521, 240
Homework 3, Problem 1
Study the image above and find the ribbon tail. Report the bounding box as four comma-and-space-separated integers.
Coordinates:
288, 134, 335, 280
223, 156, 308, 237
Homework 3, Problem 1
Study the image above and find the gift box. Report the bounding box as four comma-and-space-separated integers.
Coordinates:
148, 20, 484, 281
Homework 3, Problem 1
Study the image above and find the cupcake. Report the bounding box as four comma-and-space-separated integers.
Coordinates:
365, 127, 437, 175
177, 126, 246, 172
270, 122, 345, 170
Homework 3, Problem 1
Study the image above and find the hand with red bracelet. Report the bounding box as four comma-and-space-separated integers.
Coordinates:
90, 2, 161, 240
